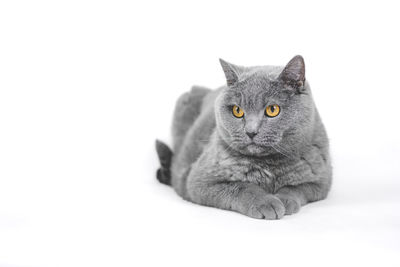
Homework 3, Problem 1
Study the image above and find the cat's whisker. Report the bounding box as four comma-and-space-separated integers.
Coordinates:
275, 143, 292, 155
221, 142, 235, 154
272, 145, 290, 158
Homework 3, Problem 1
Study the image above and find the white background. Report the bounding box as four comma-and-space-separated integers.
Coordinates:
0, 1, 399, 266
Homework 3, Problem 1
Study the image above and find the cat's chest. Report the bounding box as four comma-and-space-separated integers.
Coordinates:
217, 157, 276, 192
216, 154, 315, 193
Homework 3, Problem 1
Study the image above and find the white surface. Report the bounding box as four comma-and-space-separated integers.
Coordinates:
0, 1, 399, 266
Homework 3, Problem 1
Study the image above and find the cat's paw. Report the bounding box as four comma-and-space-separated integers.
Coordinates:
275, 193, 301, 215
244, 195, 286, 220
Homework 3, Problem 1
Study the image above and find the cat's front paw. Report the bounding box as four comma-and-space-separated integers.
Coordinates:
242, 195, 285, 220
275, 193, 301, 215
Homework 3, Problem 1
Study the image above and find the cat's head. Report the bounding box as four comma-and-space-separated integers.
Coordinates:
215, 55, 314, 156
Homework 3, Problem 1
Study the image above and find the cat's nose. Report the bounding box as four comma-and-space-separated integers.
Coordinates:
246, 131, 257, 139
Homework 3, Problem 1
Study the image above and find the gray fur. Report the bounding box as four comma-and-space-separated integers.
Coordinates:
157, 55, 332, 219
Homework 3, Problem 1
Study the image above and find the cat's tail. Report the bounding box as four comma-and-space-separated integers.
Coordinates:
155, 140, 173, 186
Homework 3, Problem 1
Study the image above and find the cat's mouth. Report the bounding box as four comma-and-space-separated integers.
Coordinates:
232, 136, 282, 156
253, 135, 281, 147
225, 133, 283, 156
233, 135, 281, 147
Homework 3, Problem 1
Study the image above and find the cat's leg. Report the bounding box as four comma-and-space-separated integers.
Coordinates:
187, 179, 286, 220
275, 182, 331, 215
171, 86, 211, 154
275, 143, 332, 215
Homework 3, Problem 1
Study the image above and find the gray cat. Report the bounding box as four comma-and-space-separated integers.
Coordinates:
156, 55, 332, 219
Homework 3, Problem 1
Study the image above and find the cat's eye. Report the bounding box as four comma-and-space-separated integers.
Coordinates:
232, 105, 244, 118
265, 104, 280, 117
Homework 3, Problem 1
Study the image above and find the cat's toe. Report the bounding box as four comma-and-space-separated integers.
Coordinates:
253, 196, 285, 220
257, 204, 285, 220
246, 207, 266, 219
276, 194, 301, 215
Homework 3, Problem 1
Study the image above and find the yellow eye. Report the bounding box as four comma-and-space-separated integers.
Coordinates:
232, 105, 244, 118
265, 104, 280, 117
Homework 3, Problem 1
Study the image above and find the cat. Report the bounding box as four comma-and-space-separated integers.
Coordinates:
156, 55, 332, 219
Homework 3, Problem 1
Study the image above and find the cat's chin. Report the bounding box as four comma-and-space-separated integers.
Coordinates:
230, 138, 284, 156
232, 143, 271, 157
244, 144, 266, 155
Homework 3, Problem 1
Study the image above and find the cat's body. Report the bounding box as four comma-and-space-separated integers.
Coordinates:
156, 56, 332, 219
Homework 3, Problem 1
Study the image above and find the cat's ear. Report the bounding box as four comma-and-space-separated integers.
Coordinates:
278, 55, 306, 90
219, 59, 243, 86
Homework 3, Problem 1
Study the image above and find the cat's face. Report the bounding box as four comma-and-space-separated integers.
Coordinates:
215, 56, 314, 156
